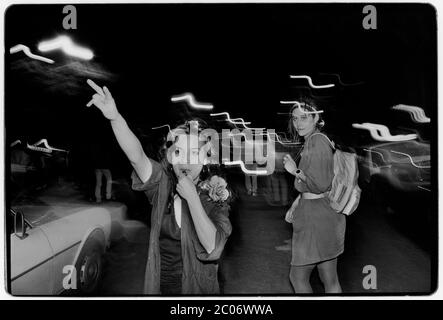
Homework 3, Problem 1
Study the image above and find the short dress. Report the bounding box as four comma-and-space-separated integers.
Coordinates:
291, 133, 346, 266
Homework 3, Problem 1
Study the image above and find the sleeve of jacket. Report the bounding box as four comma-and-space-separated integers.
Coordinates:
195, 200, 232, 262
131, 158, 165, 204
295, 134, 334, 193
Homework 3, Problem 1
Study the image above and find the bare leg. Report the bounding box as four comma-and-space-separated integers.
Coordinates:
317, 258, 342, 293
289, 264, 315, 293
251, 175, 258, 195
245, 175, 252, 194
103, 169, 113, 200
94, 169, 103, 202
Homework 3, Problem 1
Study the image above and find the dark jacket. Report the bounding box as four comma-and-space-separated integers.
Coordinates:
131, 159, 232, 294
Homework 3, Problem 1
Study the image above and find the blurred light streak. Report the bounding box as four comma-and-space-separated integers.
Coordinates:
267, 132, 301, 145
211, 112, 251, 126
363, 148, 388, 163
27, 139, 68, 153
280, 101, 324, 114
364, 123, 418, 141
10, 140, 22, 147
289, 75, 335, 89
223, 160, 268, 175
38, 35, 94, 60
10, 44, 55, 64
152, 124, 172, 132
230, 118, 251, 125
27, 144, 52, 153
389, 150, 431, 169
235, 128, 300, 145
418, 186, 431, 192
210, 112, 265, 130
392, 104, 430, 123
171, 93, 213, 110
352, 123, 417, 142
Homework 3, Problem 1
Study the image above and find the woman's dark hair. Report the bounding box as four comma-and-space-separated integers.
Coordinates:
287, 97, 325, 142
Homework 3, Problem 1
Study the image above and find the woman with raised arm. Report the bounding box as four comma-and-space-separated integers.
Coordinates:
283, 99, 345, 294
86, 79, 232, 295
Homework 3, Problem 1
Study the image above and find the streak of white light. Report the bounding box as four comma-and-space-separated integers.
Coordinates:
362, 123, 418, 141
29, 139, 68, 152
27, 143, 52, 153
210, 112, 264, 130
38, 35, 93, 60
171, 93, 213, 110
223, 160, 268, 175
352, 123, 417, 142
280, 101, 324, 114
10, 140, 22, 147
228, 130, 301, 146
230, 118, 252, 125
392, 104, 430, 123
418, 186, 431, 192
389, 150, 431, 169
289, 75, 335, 89
10, 44, 55, 64
152, 124, 172, 132
363, 148, 388, 163
267, 132, 302, 145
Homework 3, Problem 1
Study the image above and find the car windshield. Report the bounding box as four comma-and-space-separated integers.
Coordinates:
9, 147, 94, 227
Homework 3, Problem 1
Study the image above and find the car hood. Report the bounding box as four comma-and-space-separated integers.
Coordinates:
12, 182, 126, 227
14, 202, 126, 227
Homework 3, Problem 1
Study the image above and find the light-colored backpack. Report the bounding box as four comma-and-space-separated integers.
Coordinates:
310, 133, 361, 216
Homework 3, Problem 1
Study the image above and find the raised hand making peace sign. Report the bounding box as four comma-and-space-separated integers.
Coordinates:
86, 79, 119, 121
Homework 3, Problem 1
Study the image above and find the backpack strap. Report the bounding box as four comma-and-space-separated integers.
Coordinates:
308, 132, 336, 150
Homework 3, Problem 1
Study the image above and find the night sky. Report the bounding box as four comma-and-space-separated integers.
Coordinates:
5, 3, 437, 165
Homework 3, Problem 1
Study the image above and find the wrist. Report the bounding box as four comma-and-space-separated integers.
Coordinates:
187, 190, 201, 205
110, 112, 122, 122
296, 169, 306, 182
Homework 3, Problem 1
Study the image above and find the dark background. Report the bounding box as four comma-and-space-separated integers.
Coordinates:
5, 3, 437, 173
4, 3, 438, 296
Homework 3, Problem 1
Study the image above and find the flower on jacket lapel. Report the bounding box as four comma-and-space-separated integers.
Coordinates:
198, 175, 230, 202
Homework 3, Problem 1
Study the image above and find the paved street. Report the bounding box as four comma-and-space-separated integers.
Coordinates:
98, 175, 433, 295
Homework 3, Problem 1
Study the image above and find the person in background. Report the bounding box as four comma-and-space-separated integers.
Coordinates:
90, 136, 113, 203
244, 165, 258, 196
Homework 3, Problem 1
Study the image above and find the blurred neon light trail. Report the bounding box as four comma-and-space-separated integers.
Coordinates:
352, 123, 417, 142
38, 35, 93, 60
171, 93, 214, 110
392, 104, 430, 123
289, 75, 335, 89
223, 160, 268, 175
10, 44, 54, 64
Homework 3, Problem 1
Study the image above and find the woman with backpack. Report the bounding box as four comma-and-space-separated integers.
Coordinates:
283, 99, 346, 293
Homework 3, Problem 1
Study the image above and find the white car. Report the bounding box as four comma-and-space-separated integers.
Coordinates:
8, 184, 127, 296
